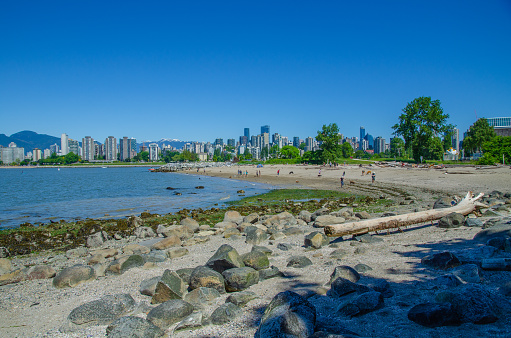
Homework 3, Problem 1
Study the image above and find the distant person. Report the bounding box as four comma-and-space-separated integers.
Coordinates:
371, 172, 376, 184
318, 169, 321, 176
340, 176, 344, 188
342, 171, 345, 177
277, 169, 280, 176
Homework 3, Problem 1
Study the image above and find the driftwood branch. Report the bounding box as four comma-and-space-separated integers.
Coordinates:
324, 191, 486, 237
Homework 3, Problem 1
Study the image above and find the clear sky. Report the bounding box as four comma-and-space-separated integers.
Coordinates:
1, 1, 510, 144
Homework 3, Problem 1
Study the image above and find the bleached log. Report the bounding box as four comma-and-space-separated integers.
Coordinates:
324, 192, 486, 237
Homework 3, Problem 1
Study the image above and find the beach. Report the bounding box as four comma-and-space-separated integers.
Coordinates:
1, 163, 510, 337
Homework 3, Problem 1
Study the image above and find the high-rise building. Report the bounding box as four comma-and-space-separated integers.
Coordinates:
61, 133, 69, 155
82, 136, 95, 161
227, 139, 235, 147
450, 128, 459, 152
365, 134, 374, 150
119, 137, 130, 161
359, 127, 365, 150
261, 125, 270, 135
374, 137, 385, 154
149, 143, 159, 161
68, 139, 79, 155
262, 133, 270, 149
129, 138, 137, 158
43, 148, 51, 159
293, 137, 300, 148
50, 143, 60, 155
104, 136, 117, 161
305, 137, 314, 152
239, 136, 248, 145
214, 138, 224, 147
0, 142, 25, 164
244, 128, 250, 140
33, 148, 42, 161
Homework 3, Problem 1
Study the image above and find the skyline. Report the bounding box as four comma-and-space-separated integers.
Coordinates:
1, 1, 510, 143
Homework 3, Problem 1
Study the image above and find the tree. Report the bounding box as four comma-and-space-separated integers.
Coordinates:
424, 137, 444, 160
133, 151, 149, 162
261, 146, 269, 160
390, 137, 405, 158
299, 142, 306, 150
478, 136, 511, 165
280, 145, 300, 159
462, 118, 496, 155
316, 123, 342, 163
64, 152, 79, 164
341, 142, 353, 158
269, 144, 280, 158
392, 97, 451, 162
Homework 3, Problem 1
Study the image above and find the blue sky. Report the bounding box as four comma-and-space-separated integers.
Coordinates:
1, 1, 510, 144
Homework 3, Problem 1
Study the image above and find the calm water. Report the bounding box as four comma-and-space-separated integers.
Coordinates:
0, 167, 274, 229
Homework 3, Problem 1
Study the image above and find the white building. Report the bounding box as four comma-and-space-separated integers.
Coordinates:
149, 143, 159, 162
33, 148, 42, 161
104, 136, 117, 161
82, 136, 95, 161
1, 142, 25, 164
61, 133, 69, 155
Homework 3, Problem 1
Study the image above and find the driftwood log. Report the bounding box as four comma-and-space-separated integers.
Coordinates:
324, 191, 486, 237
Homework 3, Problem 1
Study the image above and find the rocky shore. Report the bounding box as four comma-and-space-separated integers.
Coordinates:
1, 164, 511, 337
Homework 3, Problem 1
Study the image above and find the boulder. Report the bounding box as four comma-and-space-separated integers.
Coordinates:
151, 270, 187, 304
151, 235, 181, 250
313, 215, 345, 228
282, 227, 304, 236
146, 299, 194, 330
355, 211, 371, 219
225, 290, 259, 307
304, 232, 330, 249
465, 218, 484, 227
0, 269, 25, 285
160, 224, 193, 240
68, 294, 136, 325
245, 228, 268, 245
259, 266, 285, 280
90, 248, 118, 259
298, 210, 313, 223
224, 210, 244, 225
86, 231, 109, 248
408, 302, 458, 327
166, 247, 189, 259
189, 266, 226, 293
243, 213, 259, 224
180, 217, 200, 233
222, 267, 259, 292
134, 226, 156, 239
354, 263, 373, 273
421, 251, 461, 270
255, 291, 316, 338
106, 316, 164, 338
328, 266, 360, 285
327, 277, 371, 298
143, 251, 167, 263
473, 224, 511, 243
129, 216, 143, 227
311, 208, 330, 221
124, 243, 150, 255
209, 303, 242, 325
120, 255, 145, 273
438, 212, 465, 228
451, 264, 481, 283
140, 276, 161, 296
241, 250, 270, 270
287, 256, 313, 268
206, 244, 245, 273
25, 265, 56, 280
176, 268, 194, 285
277, 243, 294, 251
223, 227, 241, 238
214, 221, 237, 229
354, 234, 383, 244
0, 258, 12, 274
66, 247, 89, 259
329, 249, 348, 260
251, 245, 273, 256
358, 277, 394, 298
184, 287, 221, 306
337, 290, 383, 317
53, 265, 96, 288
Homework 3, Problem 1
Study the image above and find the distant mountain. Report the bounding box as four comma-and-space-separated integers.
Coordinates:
138, 139, 188, 150
0, 131, 60, 153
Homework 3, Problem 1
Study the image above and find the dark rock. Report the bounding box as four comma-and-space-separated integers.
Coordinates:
354, 234, 384, 244
174, 312, 204, 332
175, 268, 193, 285
222, 267, 259, 292
451, 264, 480, 283
255, 291, 316, 338
184, 287, 221, 306
337, 290, 384, 316
328, 266, 360, 285
53, 265, 96, 288
434, 197, 455, 209
68, 294, 136, 325
354, 263, 372, 273
142, 251, 167, 263
329, 249, 348, 260
355, 211, 371, 219
487, 237, 507, 250
206, 244, 245, 273
146, 299, 194, 330
209, 303, 242, 325
304, 231, 330, 249
139, 276, 161, 297
438, 213, 465, 228
245, 228, 268, 245
241, 250, 270, 270
251, 245, 272, 256
465, 218, 484, 227
189, 266, 226, 294
225, 290, 259, 307
421, 251, 461, 270
473, 224, 511, 242
277, 243, 294, 251
106, 316, 164, 338
195, 186, 204, 189
120, 255, 145, 273
431, 274, 462, 288
151, 270, 187, 304
287, 255, 313, 268
408, 302, 458, 327
327, 277, 371, 298
314, 315, 359, 337
358, 277, 394, 298
259, 266, 285, 280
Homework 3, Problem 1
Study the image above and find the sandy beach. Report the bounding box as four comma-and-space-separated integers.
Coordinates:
1, 163, 510, 337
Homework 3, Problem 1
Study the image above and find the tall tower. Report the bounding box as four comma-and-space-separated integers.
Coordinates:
61, 133, 69, 155
105, 136, 117, 161
359, 127, 365, 150
244, 128, 250, 140
451, 128, 460, 152
82, 136, 95, 161
261, 125, 270, 135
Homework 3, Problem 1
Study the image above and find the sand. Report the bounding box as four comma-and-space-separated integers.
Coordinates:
1, 163, 510, 337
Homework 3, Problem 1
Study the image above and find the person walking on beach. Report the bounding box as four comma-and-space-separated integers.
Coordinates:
277, 169, 280, 176
340, 176, 344, 188
371, 172, 376, 184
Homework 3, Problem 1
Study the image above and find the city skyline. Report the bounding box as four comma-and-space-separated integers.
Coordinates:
1, 2, 510, 142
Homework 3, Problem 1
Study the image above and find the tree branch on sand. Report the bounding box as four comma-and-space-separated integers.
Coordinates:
324, 192, 486, 237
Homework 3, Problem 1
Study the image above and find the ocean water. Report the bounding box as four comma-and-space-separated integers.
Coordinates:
0, 166, 274, 229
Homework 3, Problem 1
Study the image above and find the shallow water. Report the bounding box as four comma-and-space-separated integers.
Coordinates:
0, 167, 274, 228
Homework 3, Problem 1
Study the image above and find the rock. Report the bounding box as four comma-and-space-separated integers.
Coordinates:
106, 316, 164, 338
421, 251, 461, 270
355, 211, 371, 219
86, 231, 109, 248
282, 227, 304, 236
451, 264, 480, 283
487, 237, 506, 250
304, 231, 330, 249
287, 256, 313, 268
0, 258, 12, 274
195, 186, 204, 189
329, 249, 348, 260
314, 215, 345, 228
481, 258, 511, 271
473, 224, 511, 243
151, 235, 181, 250
143, 251, 167, 263
354, 263, 372, 272
408, 302, 458, 327
134, 226, 156, 239
161, 224, 194, 240
431, 274, 462, 288
124, 243, 150, 255
269, 232, 286, 240
328, 266, 360, 285
255, 291, 316, 338
90, 248, 118, 259
259, 266, 285, 280
277, 243, 294, 251
465, 218, 484, 227
327, 277, 371, 298
0, 247, 10, 258
225, 290, 259, 307
224, 210, 244, 225
189, 266, 226, 294
358, 277, 394, 298
68, 294, 136, 325
337, 290, 383, 316
206, 244, 245, 273
245, 228, 268, 245
438, 212, 465, 228
25, 265, 56, 280
298, 210, 313, 223
243, 213, 259, 224
354, 234, 384, 244
252, 245, 273, 256
223, 227, 241, 238
0, 268, 25, 285
140, 276, 161, 296
435, 284, 498, 324
176, 268, 194, 285
434, 197, 455, 209
129, 216, 143, 227
146, 299, 194, 330
66, 247, 88, 259
313, 316, 359, 337
151, 270, 187, 304
214, 221, 237, 229
120, 255, 145, 273
53, 265, 96, 288
222, 267, 259, 292
209, 303, 242, 325
166, 247, 189, 259
241, 250, 270, 270
312, 208, 330, 221
174, 312, 204, 332
184, 287, 221, 306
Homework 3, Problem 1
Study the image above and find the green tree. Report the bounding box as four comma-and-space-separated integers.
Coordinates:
462, 118, 496, 155
390, 137, 405, 158
261, 146, 269, 160
424, 137, 444, 160
341, 142, 353, 158
280, 145, 300, 159
392, 97, 450, 162
299, 142, 306, 150
133, 151, 149, 162
64, 152, 79, 164
354, 150, 365, 158
316, 123, 342, 163
269, 144, 280, 158
478, 136, 511, 165
243, 148, 252, 160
